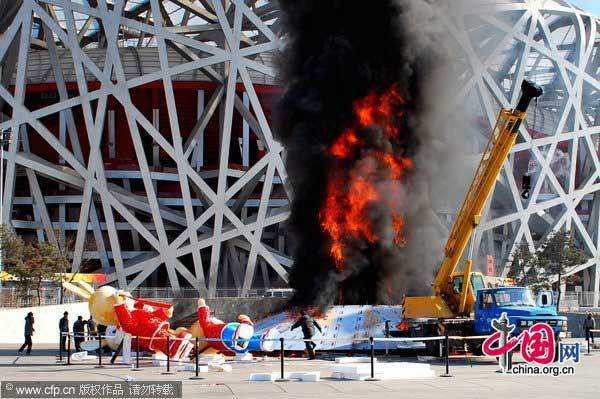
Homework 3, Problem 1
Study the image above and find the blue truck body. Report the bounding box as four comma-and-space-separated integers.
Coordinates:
473, 286, 567, 336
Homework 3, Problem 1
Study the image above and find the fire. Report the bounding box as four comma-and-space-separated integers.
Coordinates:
397, 320, 411, 332
392, 215, 406, 245
354, 85, 404, 137
330, 129, 359, 159
320, 85, 411, 271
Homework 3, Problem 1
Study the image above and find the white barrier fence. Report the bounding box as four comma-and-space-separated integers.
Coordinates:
56, 333, 495, 380
48, 330, 600, 381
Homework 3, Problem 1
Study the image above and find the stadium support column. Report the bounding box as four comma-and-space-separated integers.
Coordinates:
222, 249, 229, 292
192, 90, 205, 171
122, 179, 141, 252
59, 111, 66, 164
108, 110, 116, 159
584, 268, 591, 295
152, 108, 160, 171
59, 191, 66, 243
242, 92, 249, 167
260, 260, 270, 289
594, 263, 600, 307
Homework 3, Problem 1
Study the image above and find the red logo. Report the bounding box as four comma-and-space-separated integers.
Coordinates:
482, 315, 555, 365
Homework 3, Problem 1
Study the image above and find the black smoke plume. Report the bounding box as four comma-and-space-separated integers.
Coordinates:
275, 0, 450, 307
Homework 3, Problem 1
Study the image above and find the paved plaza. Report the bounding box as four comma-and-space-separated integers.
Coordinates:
1, 344, 598, 399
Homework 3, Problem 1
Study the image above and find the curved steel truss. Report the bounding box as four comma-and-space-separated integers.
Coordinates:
1, 0, 598, 304
449, 0, 599, 301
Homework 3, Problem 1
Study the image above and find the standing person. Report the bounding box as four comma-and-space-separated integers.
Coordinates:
291, 310, 322, 360
584, 313, 596, 344
59, 311, 69, 352
73, 316, 86, 352
18, 312, 34, 355
87, 315, 97, 340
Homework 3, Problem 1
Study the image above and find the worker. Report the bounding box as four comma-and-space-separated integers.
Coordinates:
584, 313, 596, 344
291, 310, 322, 360
87, 315, 97, 340
73, 315, 86, 352
18, 312, 34, 355
59, 311, 69, 352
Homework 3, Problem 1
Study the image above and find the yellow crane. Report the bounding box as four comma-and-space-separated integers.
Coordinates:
403, 80, 543, 320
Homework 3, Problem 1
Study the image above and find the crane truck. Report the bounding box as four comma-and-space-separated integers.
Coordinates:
399, 80, 568, 355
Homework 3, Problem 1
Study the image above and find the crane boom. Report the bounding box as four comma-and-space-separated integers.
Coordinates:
403, 80, 543, 320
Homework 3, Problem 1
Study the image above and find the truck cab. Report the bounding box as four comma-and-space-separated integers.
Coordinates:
474, 286, 567, 337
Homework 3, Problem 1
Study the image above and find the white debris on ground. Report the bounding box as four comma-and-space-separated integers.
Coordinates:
331, 361, 435, 380
69, 351, 97, 362
249, 372, 321, 382
197, 354, 225, 364
334, 357, 375, 363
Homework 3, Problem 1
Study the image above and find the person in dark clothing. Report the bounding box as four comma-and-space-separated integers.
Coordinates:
73, 315, 86, 352
584, 313, 596, 344
87, 316, 97, 339
59, 311, 69, 352
18, 312, 34, 354
291, 310, 322, 359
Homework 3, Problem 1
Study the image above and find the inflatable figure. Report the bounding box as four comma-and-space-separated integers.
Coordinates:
195, 298, 279, 354
103, 325, 124, 351
196, 298, 255, 354
64, 282, 278, 357
112, 291, 193, 359
63, 282, 193, 360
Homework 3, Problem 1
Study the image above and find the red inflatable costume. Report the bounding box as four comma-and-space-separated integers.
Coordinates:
197, 302, 254, 354
113, 297, 192, 359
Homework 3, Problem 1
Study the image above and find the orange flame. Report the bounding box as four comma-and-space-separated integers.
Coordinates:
320, 85, 410, 271
330, 129, 360, 159
354, 85, 404, 137
397, 320, 411, 332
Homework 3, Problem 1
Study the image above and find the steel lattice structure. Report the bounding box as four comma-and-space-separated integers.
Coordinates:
0, 0, 289, 296
447, 0, 599, 303
1, 0, 599, 304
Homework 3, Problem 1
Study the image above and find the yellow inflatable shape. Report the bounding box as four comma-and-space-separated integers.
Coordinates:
88, 286, 121, 326
63, 282, 123, 326
63, 281, 214, 353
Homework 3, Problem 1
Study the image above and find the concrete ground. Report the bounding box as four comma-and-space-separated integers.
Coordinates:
1, 344, 598, 399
